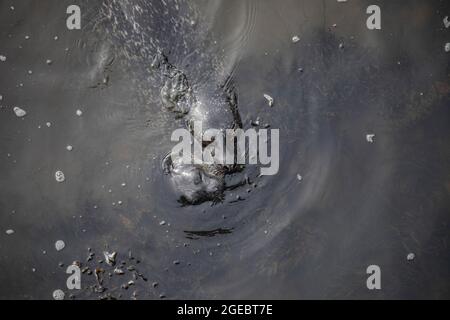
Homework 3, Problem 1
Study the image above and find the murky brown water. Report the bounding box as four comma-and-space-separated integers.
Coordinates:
0, 0, 449, 299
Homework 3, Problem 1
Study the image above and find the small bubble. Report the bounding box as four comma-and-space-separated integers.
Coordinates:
13, 107, 27, 118
366, 134, 375, 143
263, 94, 274, 107
55, 240, 65, 251
55, 171, 65, 183
52, 289, 65, 300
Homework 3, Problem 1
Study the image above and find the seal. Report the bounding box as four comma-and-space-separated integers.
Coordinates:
98, 1, 247, 205
154, 51, 244, 205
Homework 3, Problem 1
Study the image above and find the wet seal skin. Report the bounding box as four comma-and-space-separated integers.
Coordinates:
154, 51, 244, 205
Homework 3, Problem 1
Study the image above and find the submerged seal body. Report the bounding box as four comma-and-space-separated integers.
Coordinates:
100, 1, 245, 205
155, 52, 243, 205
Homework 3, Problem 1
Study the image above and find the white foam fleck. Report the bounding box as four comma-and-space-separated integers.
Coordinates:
366, 134, 375, 143
13, 107, 27, 117
444, 16, 450, 28
52, 289, 65, 300
55, 171, 65, 183
263, 94, 274, 107
55, 240, 65, 251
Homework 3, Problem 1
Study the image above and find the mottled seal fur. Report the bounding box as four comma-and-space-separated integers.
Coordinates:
155, 52, 243, 205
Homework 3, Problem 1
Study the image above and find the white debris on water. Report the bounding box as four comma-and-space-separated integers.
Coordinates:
297, 174, 303, 182
66, 145, 73, 151
104, 251, 117, 266
55, 171, 65, 183
6, 229, 14, 235
55, 240, 65, 251
46, 122, 51, 127
46, 59, 53, 65
0, 55, 6, 62
114, 268, 124, 275
444, 16, 450, 28
0, 95, 3, 101
366, 134, 375, 143
76, 109, 83, 117
52, 289, 65, 300
159, 220, 166, 226
13, 107, 27, 117
445, 43, 450, 53
407, 253, 415, 261
263, 94, 274, 107
292, 35, 300, 43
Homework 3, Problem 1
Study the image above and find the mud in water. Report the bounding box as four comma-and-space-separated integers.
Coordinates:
0, 0, 449, 299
